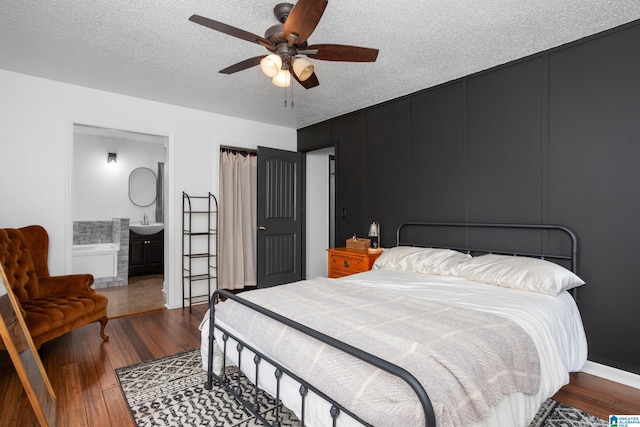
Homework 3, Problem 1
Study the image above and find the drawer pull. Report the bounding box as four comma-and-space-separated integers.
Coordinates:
343, 260, 350, 268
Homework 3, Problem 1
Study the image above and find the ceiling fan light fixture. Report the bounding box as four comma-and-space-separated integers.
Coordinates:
293, 57, 314, 81
272, 69, 291, 87
260, 54, 282, 78
189, 0, 378, 93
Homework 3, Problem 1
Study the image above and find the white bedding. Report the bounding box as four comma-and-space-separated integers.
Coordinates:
200, 269, 587, 427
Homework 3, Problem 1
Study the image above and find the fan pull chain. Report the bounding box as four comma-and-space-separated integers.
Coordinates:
282, 74, 294, 109
283, 81, 287, 108
290, 79, 294, 109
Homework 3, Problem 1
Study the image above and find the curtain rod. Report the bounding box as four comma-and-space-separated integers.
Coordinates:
220, 145, 257, 157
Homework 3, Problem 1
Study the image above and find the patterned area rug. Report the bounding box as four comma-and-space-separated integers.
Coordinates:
116, 349, 607, 427
529, 399, 607, 427
116, 349, 299, 426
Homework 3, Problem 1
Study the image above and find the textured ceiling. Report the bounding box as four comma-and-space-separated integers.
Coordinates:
1, 1, 639, 129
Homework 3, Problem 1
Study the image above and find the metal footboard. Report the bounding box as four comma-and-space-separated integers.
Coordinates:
205, 289, 436, 427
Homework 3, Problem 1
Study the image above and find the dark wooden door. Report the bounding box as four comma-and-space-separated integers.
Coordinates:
256, 146, 303, 287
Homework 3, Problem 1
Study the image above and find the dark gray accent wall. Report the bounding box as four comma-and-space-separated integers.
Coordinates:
546, 23, 640, 374
298, 20, 640, 375
466, 58, 545, 224
408, 82, 466, 221
365, 100, 411, 235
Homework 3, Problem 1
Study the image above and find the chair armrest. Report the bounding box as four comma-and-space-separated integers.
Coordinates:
38, 274, 95, 297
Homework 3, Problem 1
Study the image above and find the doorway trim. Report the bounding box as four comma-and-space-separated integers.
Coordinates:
65, 117, 175, 307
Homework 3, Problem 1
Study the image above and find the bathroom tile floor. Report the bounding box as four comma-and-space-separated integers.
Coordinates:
100, 274, 166, 318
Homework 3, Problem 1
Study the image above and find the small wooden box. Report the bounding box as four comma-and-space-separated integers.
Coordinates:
345, 237, 370, 250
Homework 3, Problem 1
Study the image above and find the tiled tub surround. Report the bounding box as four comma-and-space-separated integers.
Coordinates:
73, 219, 129, 288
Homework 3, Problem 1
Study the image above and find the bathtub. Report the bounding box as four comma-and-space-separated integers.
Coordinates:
72, 243, 119, 279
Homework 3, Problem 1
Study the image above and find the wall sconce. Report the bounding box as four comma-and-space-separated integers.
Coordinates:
107, 152, 117, 164
368, 221, 383, 253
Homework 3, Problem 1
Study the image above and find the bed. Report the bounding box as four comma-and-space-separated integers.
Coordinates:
199, 222, 588, 427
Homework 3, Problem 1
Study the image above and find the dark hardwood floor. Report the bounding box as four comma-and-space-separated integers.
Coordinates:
1, 303, 639, 426
99, 274, 166, 318
0, 304, 207, 427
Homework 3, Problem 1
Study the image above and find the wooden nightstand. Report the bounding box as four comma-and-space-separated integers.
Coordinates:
327, 247, 382, 278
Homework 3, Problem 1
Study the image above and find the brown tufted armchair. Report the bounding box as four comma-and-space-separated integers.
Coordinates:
0, 225, 108, 348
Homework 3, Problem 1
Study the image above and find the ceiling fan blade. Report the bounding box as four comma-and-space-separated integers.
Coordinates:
292, 70, 319, 89
284, 0, 328, 46
306, 44, 379, 62
219, 56, 266, 74
189, 15, 275, 50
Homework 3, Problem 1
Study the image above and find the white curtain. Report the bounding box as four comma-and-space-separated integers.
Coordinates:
218, 150, 257, 290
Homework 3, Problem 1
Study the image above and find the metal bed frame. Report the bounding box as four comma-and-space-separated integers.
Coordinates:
205, 222, 579, 427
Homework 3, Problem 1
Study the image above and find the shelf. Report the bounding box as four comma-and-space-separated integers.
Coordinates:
182, 294, 211, 305
182, 192, 218, 313
183, 273, 214, 281
183, 253, 212, 259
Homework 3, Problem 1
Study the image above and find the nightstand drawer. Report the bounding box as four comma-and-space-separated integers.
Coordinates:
327, 248, 381, 278
330, 253, 368, 275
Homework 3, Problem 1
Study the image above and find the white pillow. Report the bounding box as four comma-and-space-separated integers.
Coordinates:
373, 246, 471, 276
451, 253, 585, 295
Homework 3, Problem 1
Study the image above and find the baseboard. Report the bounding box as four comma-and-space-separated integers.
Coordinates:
582, 360, 640, 390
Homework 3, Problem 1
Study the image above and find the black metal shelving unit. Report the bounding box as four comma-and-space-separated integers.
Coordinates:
182, 192, 218, 312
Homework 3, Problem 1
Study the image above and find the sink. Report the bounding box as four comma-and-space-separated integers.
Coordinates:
130, 222, 164, 235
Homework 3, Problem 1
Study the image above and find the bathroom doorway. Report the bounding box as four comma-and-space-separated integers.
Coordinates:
305, 146, 335, 279
72, 124, 167, 317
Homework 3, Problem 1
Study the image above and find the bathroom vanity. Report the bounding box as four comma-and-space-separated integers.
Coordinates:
128, 229, 164, 277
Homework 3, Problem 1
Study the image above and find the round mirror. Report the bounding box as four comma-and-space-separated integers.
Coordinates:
128, 167, 157, 207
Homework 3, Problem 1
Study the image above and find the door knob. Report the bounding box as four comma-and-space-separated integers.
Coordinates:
258, 226, 267, 230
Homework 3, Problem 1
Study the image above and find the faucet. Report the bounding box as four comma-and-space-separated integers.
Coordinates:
143, 213, 148, 225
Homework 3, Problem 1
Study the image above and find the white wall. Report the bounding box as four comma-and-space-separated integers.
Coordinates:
0, 69, 296, 308
305, 147, 334, 279
73, 132, 166, 222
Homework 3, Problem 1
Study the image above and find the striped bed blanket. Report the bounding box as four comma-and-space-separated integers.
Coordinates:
214, 277, 540, 426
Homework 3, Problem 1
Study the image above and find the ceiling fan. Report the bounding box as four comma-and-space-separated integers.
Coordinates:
189, 0, 379, 89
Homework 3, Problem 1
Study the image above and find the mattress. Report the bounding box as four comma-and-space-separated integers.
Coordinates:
200, 268, 587, 427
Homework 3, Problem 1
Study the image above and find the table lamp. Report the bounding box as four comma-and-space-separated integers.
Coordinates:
368, 222, 383, 253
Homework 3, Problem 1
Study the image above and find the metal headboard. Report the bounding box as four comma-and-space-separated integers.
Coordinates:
396, 222, 579, 299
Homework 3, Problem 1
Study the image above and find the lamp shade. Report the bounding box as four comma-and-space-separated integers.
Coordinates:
292, 58, 314, 81
260, 54, 282, 78
272, 69, 291, 87
368, 222, 378, 237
